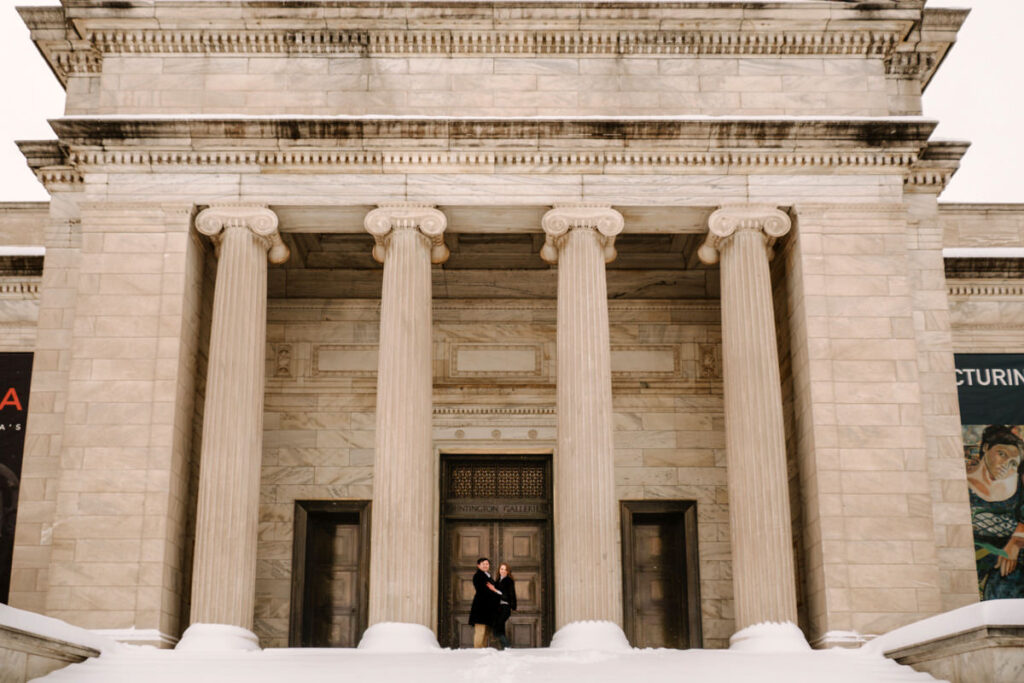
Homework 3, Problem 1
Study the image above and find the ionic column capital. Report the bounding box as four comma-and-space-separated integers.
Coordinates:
540, 204, 624, 264
364, 203, 449, 264
698, 204, 792, 265
196, 205, 290, 264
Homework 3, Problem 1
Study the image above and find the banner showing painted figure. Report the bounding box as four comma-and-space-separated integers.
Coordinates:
0, 352, 32, 604
955, 353, 1024, 600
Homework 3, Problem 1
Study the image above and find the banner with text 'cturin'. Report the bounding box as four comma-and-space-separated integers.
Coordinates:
955, 353, 1024, 425
955, 353, 1024, 602
1, 352, 33, 604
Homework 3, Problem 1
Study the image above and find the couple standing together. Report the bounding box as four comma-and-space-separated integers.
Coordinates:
468, 557, 517, 649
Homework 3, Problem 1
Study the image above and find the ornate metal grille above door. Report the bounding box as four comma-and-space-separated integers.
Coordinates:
447, 462, 547, 500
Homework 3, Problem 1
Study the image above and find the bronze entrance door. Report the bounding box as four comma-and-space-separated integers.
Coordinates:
620, 501, 702, 649
439, 455, 553, 648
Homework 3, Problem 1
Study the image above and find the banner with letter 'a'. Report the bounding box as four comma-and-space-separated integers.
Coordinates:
955, 353, 1024, 600
0, 352, 32, 603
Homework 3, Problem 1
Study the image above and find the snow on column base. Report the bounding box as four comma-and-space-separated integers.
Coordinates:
729, 622, 811, 652
175, 623, 261, 651
550, 621, 632, 652
357, 623, 441, 652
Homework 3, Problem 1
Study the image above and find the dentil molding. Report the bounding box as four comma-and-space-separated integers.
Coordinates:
64, 148, 923, 175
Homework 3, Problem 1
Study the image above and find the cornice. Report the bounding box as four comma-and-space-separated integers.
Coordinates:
63, 148, 924, 175
21, 2, 948, 91
40, 117, 936, 177
17, 7, 101, 88
47, 116, 939, 144
916, 7, 970, 89
15, 140, 83, 193
946, 259, 1024, 281
81, 28, 903, 58
903, 140, 969, 195
878, 8, 968, 89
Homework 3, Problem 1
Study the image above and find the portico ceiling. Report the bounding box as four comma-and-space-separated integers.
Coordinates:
272, 220, 716, 299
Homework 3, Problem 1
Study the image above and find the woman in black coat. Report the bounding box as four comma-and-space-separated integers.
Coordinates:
493, 562, 517, 650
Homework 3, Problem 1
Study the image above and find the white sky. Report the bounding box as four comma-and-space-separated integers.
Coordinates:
0, 0, 1021, 204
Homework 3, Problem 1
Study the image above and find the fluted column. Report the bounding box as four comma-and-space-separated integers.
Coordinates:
698, 205, 799, 634
364, 203, 448, 629
541, 204, 624, 628
178, 206, 289, 651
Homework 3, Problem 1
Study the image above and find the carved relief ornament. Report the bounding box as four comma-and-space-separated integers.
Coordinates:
540, 204, 624, 264
364, 203, 449, 264
697, 205, 792, 265
195, 205, 290, 264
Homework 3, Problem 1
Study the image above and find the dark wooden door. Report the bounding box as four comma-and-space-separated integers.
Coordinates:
444, 520, 548, 648
290, 501, 370, 648
307, 518, 361, 647
630, 513, 685, 648
621, 501, 702, 649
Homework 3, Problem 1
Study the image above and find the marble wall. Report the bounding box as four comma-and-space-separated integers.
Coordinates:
783, 203, 960, 643
258, 298, 733, 648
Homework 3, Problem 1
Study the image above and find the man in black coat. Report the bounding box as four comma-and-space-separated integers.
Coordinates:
468, 557, 501, 648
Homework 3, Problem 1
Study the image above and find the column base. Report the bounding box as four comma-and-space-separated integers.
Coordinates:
550, 621, 631, 652
175, 623, 261, 652
729, 622, 810, 652
357, 623, 440, 652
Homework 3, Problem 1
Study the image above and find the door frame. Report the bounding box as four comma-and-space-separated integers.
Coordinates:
619, 500, 702, 649
437, 453, 554, 648
289, 499, 371, 647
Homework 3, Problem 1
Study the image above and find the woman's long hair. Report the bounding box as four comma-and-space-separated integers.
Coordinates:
499, 563, 514, 581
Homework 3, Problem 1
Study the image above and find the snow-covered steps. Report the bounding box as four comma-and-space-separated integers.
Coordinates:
30, 644, 944, 683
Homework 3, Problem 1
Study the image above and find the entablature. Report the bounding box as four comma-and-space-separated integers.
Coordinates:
20, 1, 963, 92
32, 116, 937, 177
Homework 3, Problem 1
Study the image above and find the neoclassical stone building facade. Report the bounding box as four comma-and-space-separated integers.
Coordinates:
2, 0, 1020, 659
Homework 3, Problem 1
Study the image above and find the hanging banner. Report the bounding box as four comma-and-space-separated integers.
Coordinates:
1, 352, 32, 604
955, 353, 1024, 600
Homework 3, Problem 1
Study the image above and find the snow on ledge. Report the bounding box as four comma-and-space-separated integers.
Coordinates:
0, 604, 119, 654
357, 623, 440, 652
943, 247, 1024, 258
0, 246, 45, 256
810, 630, 870, 649
549, 621, 631, 652
864, 599, 1024, 656
94, 627, 179, 647
729, 622, 811, 652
